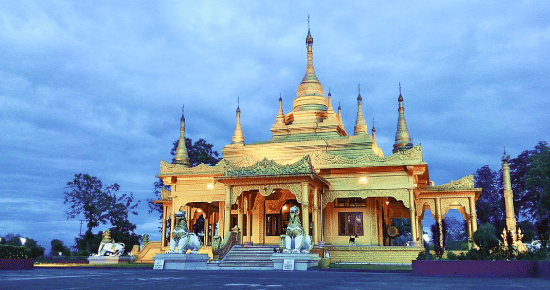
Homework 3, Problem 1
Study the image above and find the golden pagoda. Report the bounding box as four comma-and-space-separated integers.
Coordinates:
136, 22, 482, 264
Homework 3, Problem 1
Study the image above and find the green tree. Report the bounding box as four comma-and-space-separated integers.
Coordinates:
444, 217, 467, 250
517, 220, 536, 243
526, 141, 550, 220
510, 142, 549, 222
51, 239, 71, 257
63, 174, 116, 236
473, 223, 499, 253
474, 165, 505, 231
64, 173, 139, 252
148, 137, 221, 219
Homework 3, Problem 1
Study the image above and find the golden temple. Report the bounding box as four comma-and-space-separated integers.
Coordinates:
137, 23, 482, 264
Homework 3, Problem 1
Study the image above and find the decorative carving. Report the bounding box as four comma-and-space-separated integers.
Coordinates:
160, 188, 172, 200
225, 156, 314, 177
231, 184, 302, 205
430, 175, 476, 191
440, 198, 470, 217
160, 159, 226, 175
322, 189, 409, 209
309, 145, 423, 167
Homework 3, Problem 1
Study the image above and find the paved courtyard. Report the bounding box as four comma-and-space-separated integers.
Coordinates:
1, 268, 549, 289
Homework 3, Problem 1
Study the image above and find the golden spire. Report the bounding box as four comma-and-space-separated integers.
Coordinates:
393, 83, 413, 153
232, 98, 245, 145
327, 88, 334, 112
372, 118, 377, 141
354, 84, 368, 135
270, 94, 288, 134
175, 105, 190, 166
294, 16, 326, 110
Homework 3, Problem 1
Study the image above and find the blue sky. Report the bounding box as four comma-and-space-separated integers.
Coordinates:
1, 1, 549, 252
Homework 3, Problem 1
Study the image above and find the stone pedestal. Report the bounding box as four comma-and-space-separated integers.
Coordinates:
271, 253, 321, 271
87, 256, 132, 264
153, 253, 209, 270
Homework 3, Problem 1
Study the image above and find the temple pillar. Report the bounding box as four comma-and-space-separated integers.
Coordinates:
469, 196, 478, 234
258, 196, 265, 244
224, 186, 232, 239
435, 198, 443, 249
301, 182, 310, 236
218, 201, 225, 237
161, 205, 167, 248
204, 215, 209, 246
408, 189, 417, 242
246, 194, 252, 243
313, 187, 319, 244
238, 194, 244, 244
170, 202, 175, 242
466, 216, 472, 239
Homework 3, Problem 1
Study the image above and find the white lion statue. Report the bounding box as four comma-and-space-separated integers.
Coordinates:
280, 206, 313, 253
95, 229, 125, 257
167, 211, 202, 254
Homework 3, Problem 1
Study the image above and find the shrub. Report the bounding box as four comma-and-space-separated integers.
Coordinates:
0, 245, 31, 259
473, 223, 499, 252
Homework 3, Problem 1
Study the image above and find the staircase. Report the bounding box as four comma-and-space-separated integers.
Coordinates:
212, 245, 277, 270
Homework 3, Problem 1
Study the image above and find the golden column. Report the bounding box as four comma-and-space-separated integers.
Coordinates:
161, 205, 167, 248
301, 182, 310, 236
469, 196, 478, 234
313, 187, 319, 244
224, 186, 232, 239
245, 194, 252, 243
408, 189, 418, 242
502, 150, 517, 233
238, 194, 244, 244
435, 197, 443, 249
170, 200, 176, 242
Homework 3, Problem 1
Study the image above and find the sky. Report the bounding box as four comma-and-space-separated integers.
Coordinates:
1, 1, 549, 253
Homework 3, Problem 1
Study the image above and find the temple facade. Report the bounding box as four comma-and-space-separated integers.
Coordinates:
152, 25, 482, 259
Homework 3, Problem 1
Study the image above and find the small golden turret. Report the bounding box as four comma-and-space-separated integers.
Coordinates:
232, 98, 245, 145
175, 105, 190, 166
393, 83, 413, 153
354, 84, 368, 135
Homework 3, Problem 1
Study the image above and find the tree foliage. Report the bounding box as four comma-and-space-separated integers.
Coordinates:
51, 239, 71, 257
63, 173, 140, 252
526, 141, 550, 221
444, 217, 468, 250
474, 165, 505, 231
0, 234, 45, 259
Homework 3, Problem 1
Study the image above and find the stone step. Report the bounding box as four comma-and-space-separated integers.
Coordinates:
217, 245, 278, 269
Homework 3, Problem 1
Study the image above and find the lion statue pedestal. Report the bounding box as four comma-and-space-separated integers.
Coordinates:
153, 210, 209, 270
88, 229, 131, 265
271, 206, 320, 270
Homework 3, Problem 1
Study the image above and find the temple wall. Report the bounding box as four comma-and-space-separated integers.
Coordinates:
323, 199, 378, 245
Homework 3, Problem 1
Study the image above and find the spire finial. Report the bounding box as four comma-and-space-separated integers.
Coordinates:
502, 147, 510, 162
175, 103, 190, 166
393, 84, 413, 153
354, 85, 368, 135
308, 15, 310, 29
232, 97, 244, 145
338, 101, 341, 111
279, 92, 282, 102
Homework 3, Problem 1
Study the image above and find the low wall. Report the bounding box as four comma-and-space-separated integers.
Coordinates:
412, 260, 549, 278
324, 246, 422, 264
0, 259, 34, 270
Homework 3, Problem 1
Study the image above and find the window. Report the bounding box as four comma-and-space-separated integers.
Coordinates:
334, 198, 366, 208
338, 212, 363, 236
